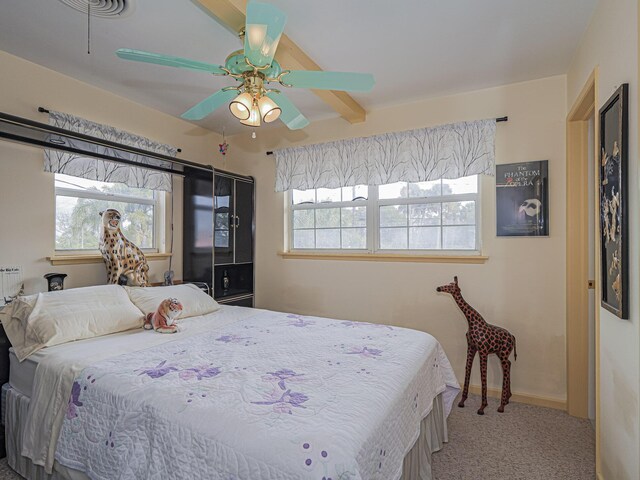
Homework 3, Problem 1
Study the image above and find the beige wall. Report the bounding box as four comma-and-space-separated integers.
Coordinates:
0, 50, 240, 293
230, 75, 568, 402
567, 0, 639, 478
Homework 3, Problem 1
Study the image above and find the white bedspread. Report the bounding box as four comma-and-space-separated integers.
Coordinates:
22, 306, 258, 472
24, 306, 460, 479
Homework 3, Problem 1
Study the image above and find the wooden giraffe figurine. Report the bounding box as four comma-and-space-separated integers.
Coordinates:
436, 276, 517, 414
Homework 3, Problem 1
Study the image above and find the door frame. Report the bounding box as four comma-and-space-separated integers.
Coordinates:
565, 67, 600, 472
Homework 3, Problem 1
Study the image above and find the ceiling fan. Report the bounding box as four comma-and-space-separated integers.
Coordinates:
116, 1, 375, 130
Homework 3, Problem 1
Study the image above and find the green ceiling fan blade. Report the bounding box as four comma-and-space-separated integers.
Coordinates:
116, 49, 227, 75
280, 70, 375, 92
244, 1, 287, 68
266, 91, 309, 130
181, 89, 239, 120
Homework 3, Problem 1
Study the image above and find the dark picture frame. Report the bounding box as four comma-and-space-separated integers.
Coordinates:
599, 84, 629, 319
496, 160, 549, 236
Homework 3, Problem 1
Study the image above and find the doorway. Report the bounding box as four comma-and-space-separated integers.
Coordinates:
566, 67, 600, 471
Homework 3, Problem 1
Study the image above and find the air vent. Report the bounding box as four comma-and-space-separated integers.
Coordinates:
57, 0, 131, 18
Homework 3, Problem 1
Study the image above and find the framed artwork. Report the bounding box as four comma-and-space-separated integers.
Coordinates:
496, 160, 549, 236
599, 84, 629, 319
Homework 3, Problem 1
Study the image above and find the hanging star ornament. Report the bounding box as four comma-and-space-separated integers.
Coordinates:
219, 128, 229, 156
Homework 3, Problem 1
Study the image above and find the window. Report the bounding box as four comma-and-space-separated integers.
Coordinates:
289, 175, 479, 253
55, 173, 162, 252
291, 186, 369, 250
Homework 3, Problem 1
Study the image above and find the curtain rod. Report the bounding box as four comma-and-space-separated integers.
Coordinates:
0, 111, 213, 174
264, 116, 508, 156
38, 107, 183, 153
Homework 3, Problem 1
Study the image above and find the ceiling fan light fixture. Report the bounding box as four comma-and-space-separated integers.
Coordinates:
240, 104, 262, 127
258, 96, 281, 123
117, 2, 372, 131
229, 92, 253, 120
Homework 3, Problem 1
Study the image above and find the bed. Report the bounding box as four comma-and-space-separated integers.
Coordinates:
0, 285, 459, 480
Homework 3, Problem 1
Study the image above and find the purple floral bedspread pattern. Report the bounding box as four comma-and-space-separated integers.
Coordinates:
55, 309, 459, 480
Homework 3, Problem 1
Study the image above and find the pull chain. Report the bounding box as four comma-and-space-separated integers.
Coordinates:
87, 1, 91, 54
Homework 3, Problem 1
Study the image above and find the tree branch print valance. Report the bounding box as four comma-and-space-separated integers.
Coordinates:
44, 111, 177, 191
274, 119, 496, 192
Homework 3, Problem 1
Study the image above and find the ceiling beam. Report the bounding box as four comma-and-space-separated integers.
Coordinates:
193, 0, 367, 123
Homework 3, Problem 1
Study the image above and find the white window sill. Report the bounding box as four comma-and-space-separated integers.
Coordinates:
278, 251, 488, 264
48, 253, 172, 266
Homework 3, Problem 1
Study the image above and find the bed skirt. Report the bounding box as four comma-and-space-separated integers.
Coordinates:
4, 385, 447, 480
400, 392, 448, 480
4, 386, 86, 480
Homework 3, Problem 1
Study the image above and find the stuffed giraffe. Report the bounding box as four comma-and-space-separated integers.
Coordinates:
436, 276, 517, 414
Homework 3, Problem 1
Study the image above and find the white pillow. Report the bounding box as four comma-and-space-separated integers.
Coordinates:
125, 284, 219, 319
0, 295, 42, 361
20, 285, 144, 359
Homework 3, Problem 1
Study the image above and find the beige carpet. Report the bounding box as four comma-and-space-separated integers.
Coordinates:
432, 394, 596, 479
0, 458, 18, 480
0, 394, 595, 479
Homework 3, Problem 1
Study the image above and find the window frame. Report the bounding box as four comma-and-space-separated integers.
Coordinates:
287, 176, 482, 255
54, 177, 165, 255
288, 194, 370, 253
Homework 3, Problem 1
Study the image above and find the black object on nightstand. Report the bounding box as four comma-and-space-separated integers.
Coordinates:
44, 273, 67, 291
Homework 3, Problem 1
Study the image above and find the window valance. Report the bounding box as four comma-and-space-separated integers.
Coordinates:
274, 119, 496, 192
44, 111, 177, 191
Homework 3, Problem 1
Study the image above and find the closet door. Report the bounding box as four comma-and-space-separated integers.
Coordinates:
213, 174, 234, 265
234, 179, 254, 264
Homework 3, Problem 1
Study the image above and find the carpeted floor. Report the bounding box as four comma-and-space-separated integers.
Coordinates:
0, 394, 595, 480
432, 394, 596, 480
0, 459, 16, 480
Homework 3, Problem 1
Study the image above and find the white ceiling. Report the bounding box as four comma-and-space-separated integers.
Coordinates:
0, 0, 597, 135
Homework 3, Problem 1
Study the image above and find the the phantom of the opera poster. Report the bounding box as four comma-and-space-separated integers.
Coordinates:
496, 160, 549, 237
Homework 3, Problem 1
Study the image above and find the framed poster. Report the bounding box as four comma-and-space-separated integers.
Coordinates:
599, 84, 628, 319
496, 160, 549, 236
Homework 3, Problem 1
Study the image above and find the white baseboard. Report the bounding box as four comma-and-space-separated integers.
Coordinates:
467, 384, 566, 411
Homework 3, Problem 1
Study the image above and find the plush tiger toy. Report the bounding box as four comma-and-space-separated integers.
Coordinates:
99, 209, 149, 287
144, 298, 183, 334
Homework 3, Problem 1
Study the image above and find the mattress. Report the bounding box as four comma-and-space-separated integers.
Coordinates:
9, 348, 39, 398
